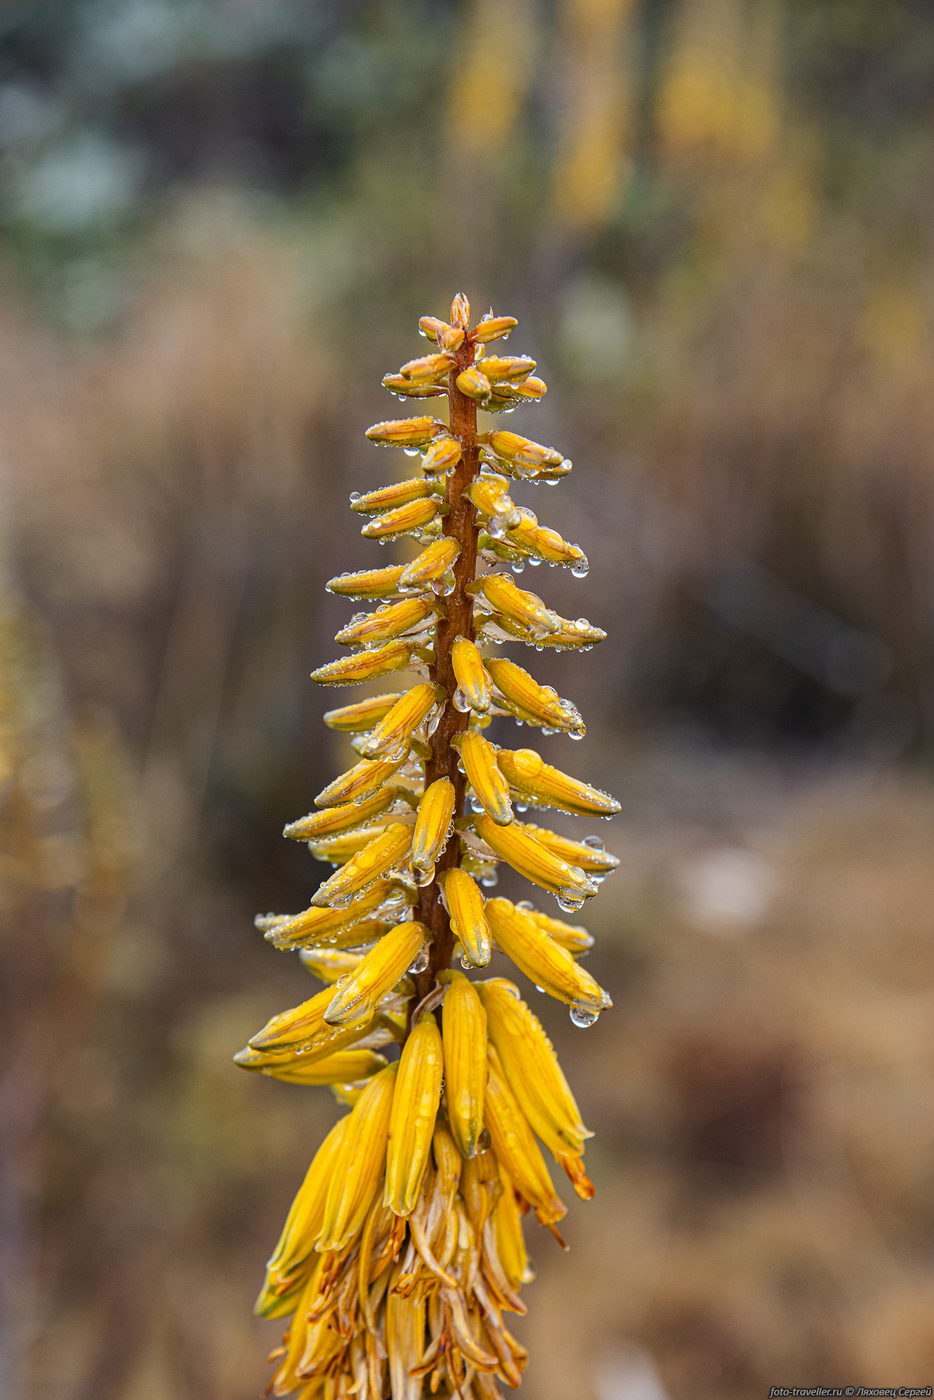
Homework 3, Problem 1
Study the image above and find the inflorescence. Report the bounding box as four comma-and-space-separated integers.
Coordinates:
236, 293, 618, 1399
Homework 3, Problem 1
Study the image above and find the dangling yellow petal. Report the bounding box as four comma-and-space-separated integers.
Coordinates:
483, 1045, 566, 1227
470, 314, 518, 344
364, 416, 447, 446
235, 1045, 388, 1085
314, 755, 407, 807
258, 880, 409, 951
523, 823, 619, 875
399, 536, 460, 589
441, 972, 488, 1158
385, 1014, 444, 1216
317, 1062, 398, 1251
361, 498, 440, 541
475, 573, 561, 637
321, 692, 403, 731
479, 977, 590, 1154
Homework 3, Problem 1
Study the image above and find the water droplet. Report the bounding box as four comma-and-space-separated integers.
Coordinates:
349, 491, 361, 502
516, 900, 534, 912
453, 688, 471, 714
571, 558, 590, 579
556, 891, 586, 914
479, 869, 499, 888
460, 955, 474, 971
583, 835, 605, 850
533, 984, 545, 995
568, 729, 585, 741
403, 447, 419, 457
527, 556, 542, 567
569, 1004, 599, 1029
409, 947, 429, 973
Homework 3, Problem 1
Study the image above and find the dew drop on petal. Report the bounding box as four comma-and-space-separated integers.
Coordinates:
570, 1004, 599, 1028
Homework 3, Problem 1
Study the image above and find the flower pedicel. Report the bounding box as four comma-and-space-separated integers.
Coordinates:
236, 294, 619, 1398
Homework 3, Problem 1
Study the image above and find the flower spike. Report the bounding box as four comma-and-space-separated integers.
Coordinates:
236, 295, 615, 1395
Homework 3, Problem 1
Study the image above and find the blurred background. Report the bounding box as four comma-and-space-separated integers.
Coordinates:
4, 1, 934, 1396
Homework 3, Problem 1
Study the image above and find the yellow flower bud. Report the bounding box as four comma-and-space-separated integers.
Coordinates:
310, 640, 413, 686
234, 1045, 387, 1085
360, 496, 440, 540
257, 881, 406, 951
398, 536, 459, 589
325, 563, 407, 598
335, 595, 436, 648
349, 477, 436, 514
470, 315, 518, 343
468, 473, 520, 528
505, 516, 588, 572
246, 982, 374, 1058
310, 823, 412, 908
523, 823, 619, 874
283, 786, 399, 841
398, 351, 456, 382
255, 1116, 346, 1313
385, 1014, 444, 1216
449, 292, 471, 328
451, 636, 492, 714
485, 430, 564, 468
485, 657, 585, 737
439, 867, 492, 967
364, 416, 446, 446
456, 366, 492, 401
496, 748, 620, 817
484, 898, 611, 1015
472, 816, 596, 902
359, 681, 439, 761
421, 436, 462, 474
476, 355, 536, 383
476, 573, 561, 637
441, 972, 488, 1158
314, 755, 407, 808
411, 776, 456, 875
380, 373, 446, 398
321, 692, 402, 732
525, 906, 594, 953
457, 730, 514, 826
324, 920, 426, 1026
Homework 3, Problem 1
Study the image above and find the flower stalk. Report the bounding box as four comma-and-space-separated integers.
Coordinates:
236, 294, 619, 1398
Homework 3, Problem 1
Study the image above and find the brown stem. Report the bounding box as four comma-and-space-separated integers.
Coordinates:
411, 332, 482, 1011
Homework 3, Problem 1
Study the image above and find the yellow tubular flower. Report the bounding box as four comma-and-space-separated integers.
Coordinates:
321, 692, 402, 731
479, 977, 591, 1156
309, 822, 412, 908
349, 477, 436, 514
234, 1046, 387, 1084
411, 776, 456, 876
472, 814, 597, 901
457, 730, 513, 825
441, 972, 488, 1158
475, 572, 561, 636
317, 1062, 398, 1251
323, 920, 426, 1027
282, 786, 399, 841
260, 881, 408, 951
398, 536, 459, 589
237, 296, 615, 1396
309, 640, 413, 686
325, 563, 407, 598
439, 867, 491, 967
496, 747, 621, 817
450, 635, 492, 713
335, 595, 436, 647
484, 1046, 567, 1227
385, 1014, 444, 1216
359, 682, 438, 761
485, 898, 612, 1016
527, 907, 594, 953
485, 656, 585, 736
360, 497, 440, 541
314, 755, 406, 807
525, 822, 620, 875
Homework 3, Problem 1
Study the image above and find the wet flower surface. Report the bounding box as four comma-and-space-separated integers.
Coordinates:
236, 295, 619, 1398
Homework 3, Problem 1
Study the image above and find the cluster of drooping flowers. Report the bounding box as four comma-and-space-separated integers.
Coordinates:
236, 294, 618, 1398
